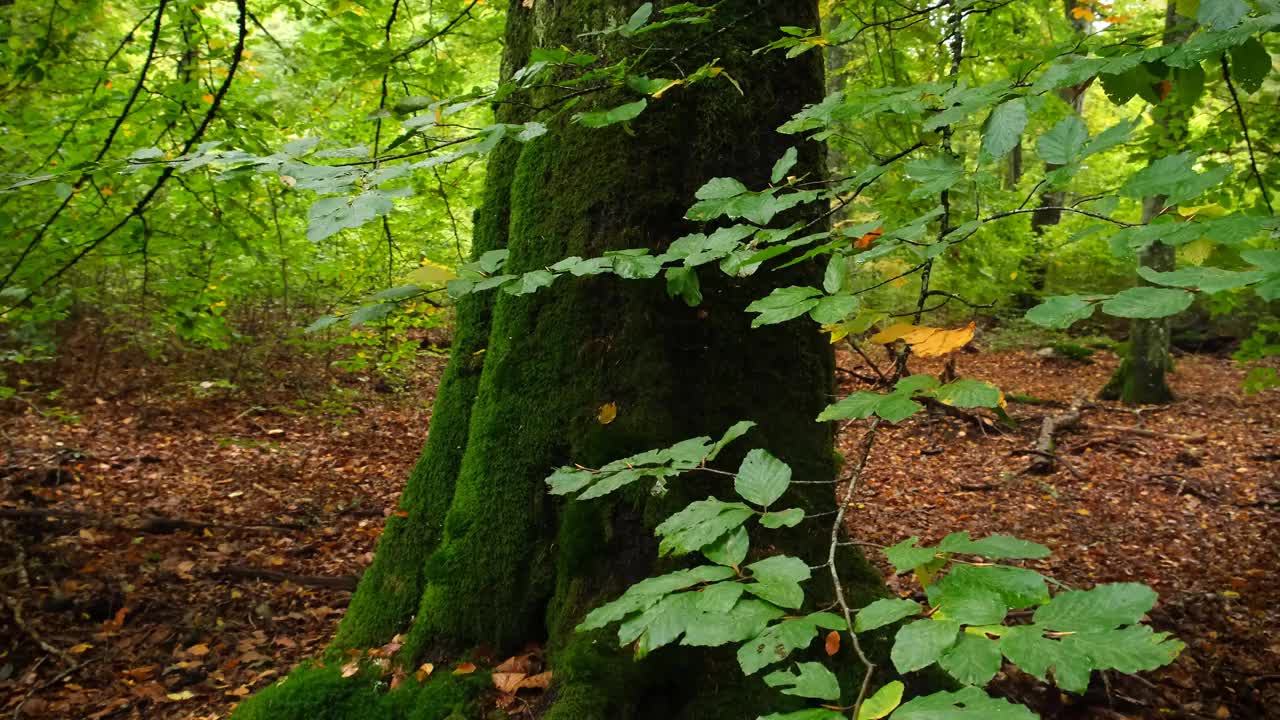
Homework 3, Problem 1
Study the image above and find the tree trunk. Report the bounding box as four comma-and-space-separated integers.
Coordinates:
233, 2, 887, 718
1100, 1, 1192, 405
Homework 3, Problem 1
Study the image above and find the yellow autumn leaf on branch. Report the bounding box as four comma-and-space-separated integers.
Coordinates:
869, 321, 975, 357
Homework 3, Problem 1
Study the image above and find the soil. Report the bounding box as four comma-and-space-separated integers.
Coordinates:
1, 344, 1276, 719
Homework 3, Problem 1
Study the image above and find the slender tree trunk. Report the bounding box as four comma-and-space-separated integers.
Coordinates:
1100, 2, 1192, 405
1019, 0, 1090, 306
234, 2, 887, 718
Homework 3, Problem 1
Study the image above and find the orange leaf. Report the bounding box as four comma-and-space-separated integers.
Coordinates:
453, 662, 478, 675
186, 643, 210, 657
855, 227, 883, 249
824, 630, 840, 656
415, 663, 435, 682
1070, 5, 1096, 21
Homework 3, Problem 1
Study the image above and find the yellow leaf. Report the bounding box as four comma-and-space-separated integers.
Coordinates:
201, 93, 214, 104
869, 322, 975, 358
651, 79, 683, 99
1181, 237, 1214, 266
166, 690, 196, 701
597, 402, 617, 425
69, 643, 93, 655
186, 643, 210, 656
415, 663, 435, 682
404, 261, 456, 287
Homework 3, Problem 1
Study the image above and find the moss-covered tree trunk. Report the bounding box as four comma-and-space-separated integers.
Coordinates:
236, 2, 887, 718
1100, 1, 1192, 405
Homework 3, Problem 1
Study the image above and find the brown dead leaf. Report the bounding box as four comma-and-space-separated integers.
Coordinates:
492, 672, 527, 694
186, 643, 210, 657
519, 671, 553, 690
452, 662, 477, 675
341, 661, 360, 678
493, 654, 534, 674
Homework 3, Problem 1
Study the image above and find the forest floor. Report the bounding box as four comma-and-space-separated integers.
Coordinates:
0, 344, 1276, 720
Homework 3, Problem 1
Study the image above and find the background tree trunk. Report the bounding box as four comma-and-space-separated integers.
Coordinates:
234, 2, 888, 718
1100, 1, 1192, 405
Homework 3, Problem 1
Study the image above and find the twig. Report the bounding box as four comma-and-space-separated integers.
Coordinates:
1026, 396, 1084, 474
1219, 55, 1273, 213
826, 420, 881, 720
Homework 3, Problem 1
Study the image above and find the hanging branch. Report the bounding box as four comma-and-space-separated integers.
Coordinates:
384, 0, 480, 66
0, 0, 171, 295
2, 0, 247, 313
1219, 55, 1273, 214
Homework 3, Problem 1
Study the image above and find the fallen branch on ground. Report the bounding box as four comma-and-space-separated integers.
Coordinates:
1026, 397, 1084, 475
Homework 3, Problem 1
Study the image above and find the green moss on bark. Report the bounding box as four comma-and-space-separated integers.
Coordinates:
230, 665, 489, 720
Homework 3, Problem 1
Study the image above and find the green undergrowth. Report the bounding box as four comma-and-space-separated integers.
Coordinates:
231, 664, 490, 720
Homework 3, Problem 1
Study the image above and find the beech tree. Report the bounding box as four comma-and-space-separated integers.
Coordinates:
233, 1, 891, 718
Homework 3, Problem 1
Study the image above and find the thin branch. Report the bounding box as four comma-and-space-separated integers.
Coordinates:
0, 0, 171, 294
1219, 55, 1273, 214
4, 0, 247, 311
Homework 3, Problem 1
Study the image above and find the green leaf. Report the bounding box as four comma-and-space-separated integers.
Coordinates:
1082, 117, 1139, 158
708, 420, 757, 461
891, 619, 961, 673
702, 525, 750, 567
697, 582, 745, 613
932, 585, 1007, 626
764, 662, 842, 701
1136, 266, 1265, 294
738, 612, 846, 674
621, 2, 654, 34
1197, 0, 1248, 28
980, 99, 1027, 162
931, 379, 1002, 409
772, 147, 799, 183
858, 681, 904, 720
928, 564, 1050, 610
656, 498, 755, 557
1120, 153, 1231, 206
883, 537, 939, 575
1243, 249, 1280, 271
747, 286, 822, 327
1100, 287, 1194, 319
306, 315, 340, 333
891, 687, 1038, 720
1026, 295, 1100, 329
696, 176, 749, 200
904, 156, 964, 198
874, 393, 923, 423
809, 294, 860, 324
666, 266, 703, 306
895, 374, 941, 395
579, 565, 735, 630
817, 392, 884, 421
1059, 624, 1185, 674
575, 99, 648, 127
1032, 583, 1158, 631
745, 555, 811, 609
854, 598, 922, 632
736, 448, 792, 506
939, 634, 1003, 686
760, 508, 806, 529
1037, 115, 1088, 165
504, 270, 556, 295
681, 598, 785, 647
937, 532, 1050, 560
1230, 37, 1272, 93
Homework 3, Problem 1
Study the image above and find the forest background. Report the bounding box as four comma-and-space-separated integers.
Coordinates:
1, 0, 1278, 719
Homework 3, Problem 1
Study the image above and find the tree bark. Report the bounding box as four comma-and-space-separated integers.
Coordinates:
234, 2, 888, 718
